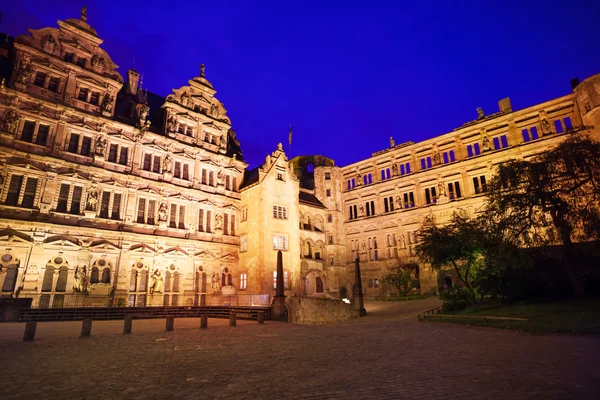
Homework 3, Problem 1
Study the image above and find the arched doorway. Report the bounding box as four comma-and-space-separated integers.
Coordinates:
304, 270, 326, 296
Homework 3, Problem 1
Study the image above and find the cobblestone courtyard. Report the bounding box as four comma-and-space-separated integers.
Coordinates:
1, 298, 599, 400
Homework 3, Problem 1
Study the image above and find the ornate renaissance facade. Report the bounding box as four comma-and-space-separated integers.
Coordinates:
1, 9, 599, 305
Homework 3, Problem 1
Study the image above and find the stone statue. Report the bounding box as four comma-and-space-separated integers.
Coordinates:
1, 78, 5, 89
217, 169, 225, 185
396, 195, 403, 209
390, 136, 395, 147
41, 34, 57, 54
136, 104, 150, 128
149, 269, 164, 294
358, 204, 365, 217
477, 107, 484, 119
167, 115, 176, 132
180, 92, 189, 107
162, 155, 172, 174
219, 133, 227, 149
211, 272, 221, 293
541, 117, 552, 135
86, 187, 98, 211
356, 171, 362, 185
91, 55, 106, 74
361, 240, 367, 252
81, 6, 88, 21
200, 63, 206, 78
215, 212, 223, 230
400, 234, 406, 249
432, 150, 441, 165
94, 136, 106, 156
482, 135, 491, 151
158, 200, 168, 222
210, 103, 219, 118
73, 265, 88, 294
437, 180, 446, 197
15, 55, 33, 85
101, 94, 113, 113
1, 109, 19, 135
392, 163, 399, 176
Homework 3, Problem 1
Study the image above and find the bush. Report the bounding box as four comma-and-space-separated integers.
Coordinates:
439, 287, 475, 312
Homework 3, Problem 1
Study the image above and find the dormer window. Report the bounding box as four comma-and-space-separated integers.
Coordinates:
90, 92, 100, 105
64, 53, 75, 63
34, 72, 46, 87
178, 125, 185, 134
78, 88, 89, 101
76, 57, 87, 68
277, 172, 285, 181
48, 77, 60, 92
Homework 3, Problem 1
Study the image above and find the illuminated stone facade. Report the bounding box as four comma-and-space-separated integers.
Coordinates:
1, 9, 599, 304
340, 77, 600, 296
0, 10, 246, 306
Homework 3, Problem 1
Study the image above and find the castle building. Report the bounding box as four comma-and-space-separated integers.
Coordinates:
0, 9, 599, 305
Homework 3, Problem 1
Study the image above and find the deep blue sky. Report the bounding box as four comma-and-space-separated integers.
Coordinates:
2, 1, 599, 168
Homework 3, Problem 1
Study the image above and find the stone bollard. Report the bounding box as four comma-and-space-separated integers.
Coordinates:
123, 317, 133, 334
200, 315, 208, 329
81, 319, 92, 337
229, 312, 236, 327
257, 311, 264, 324
166, 316, 174, 331
23, 321, 37, 342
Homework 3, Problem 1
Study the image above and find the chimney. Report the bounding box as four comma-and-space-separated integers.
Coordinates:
126, 69, 140, 95
498, 97, 512, 113
570, 77, 580, 91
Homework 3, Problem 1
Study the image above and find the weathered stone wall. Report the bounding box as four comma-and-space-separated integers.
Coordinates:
287, 296, 355, 325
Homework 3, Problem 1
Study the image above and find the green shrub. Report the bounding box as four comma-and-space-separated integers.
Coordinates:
439, 287, 475, 311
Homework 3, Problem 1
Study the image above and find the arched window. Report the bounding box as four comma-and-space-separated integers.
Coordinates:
316, 277, 324, 293
163, 294, 170, 306
42, 267, 54, 291
172, 272, 180, 292
194, 272, 199, 292
90, 267, 99, 284
201, 272, 207, 292
55, 267, 68, 292
101, 268, 111, 284
307, 162, 314, 173
227, 274, 232, 286
1, 264, 18, 292
129, 270, 138, 291
306, 242, 312, 258
164, 272, 171, 292
172, 293, 179, 306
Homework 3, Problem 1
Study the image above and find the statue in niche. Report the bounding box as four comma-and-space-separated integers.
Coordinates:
437, 180, 446, 197
166, 115, 176, 132
149, 269, 164, 294
400, 234, 406, 249
15, 56, 33, 85
477, 107, 484, 120
73, 265, 88, 294
390, 136, 395, 147
540, 117, 552, 135
356, 171, 362, 185
101, 94, 113, 113
219, 133, 227, 150
210, 103, 219, 118
392, 163, 399, 176
215, 212, 223, 230
358, 203, 365, 217
41, 34, 57, 54
361, 240, 367, 252
136, 104, 150, 127
158, 200, 169, 222
211, 272, 221, 293
396, 195, 403, 209
482, 135, 491, 151
432, 150, 441, 165
91, 55, 106, 74
217, 169, 225, 185
162, 154, 172, 174
1, 109, 20, 135
180, 92, 190, 107
86, 187, 99, 211
94, 136, 106, 156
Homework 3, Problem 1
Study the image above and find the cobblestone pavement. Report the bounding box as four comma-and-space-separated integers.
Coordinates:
1, 298, 599, 400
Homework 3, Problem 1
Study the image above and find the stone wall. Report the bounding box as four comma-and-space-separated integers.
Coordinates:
287, 296, 355, 325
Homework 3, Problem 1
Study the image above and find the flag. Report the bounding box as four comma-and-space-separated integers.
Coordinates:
288, 124, 293, 145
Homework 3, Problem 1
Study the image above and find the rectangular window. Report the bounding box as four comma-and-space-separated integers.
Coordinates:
152, 156, 161, 173
198, 209, 204, 231
399, 162, 411, 175
111, 193, 121, 220
447, 181, 462, 200
178, 205, 186, 229
327, 213, 332, 223
241, 207, 248, 222
325, 172, 331, 180
230, 214, 236, 236
56, 183, 70, 213
99, 192, 110, 218
80, 136, 91, 156
147, 200, 156, 225
467, 143, 481, 157
473, 175, 488, 194
48, 77, 60, 92
174, 162, 181, 178
241, 236, 247, 252
563, 117, 573, 131
403, 192, 415, 208
118, 146, 128, 165
420, 157, 432, 170
425, 187, 437, 205
90, 92, 100, 105
493, 135, 509, 150
110, 144, 122, 164
326, 189, 331, 197
272, 234, 289, 250
137, 198, 146, 223
169, 204, 177, 228
20, 121, 36, 143
78, 88, 89, 101
442, 150, 455, 164
240, 273, 247, 290
383, 196, 395, 213
70, 186, 82, 215
182, 164, 190, 180
34, 72, 46, 87
277, 172, 285, 181
143, 154, 151, 171
273, 205, 288, 219
5, 175, 23, 206
36, 125, 50, 146
554, 120, 563, 133
209, 171, 214, 186
224, 213, 229, 235
20, 178, 38, 209
76, 57, 87, 68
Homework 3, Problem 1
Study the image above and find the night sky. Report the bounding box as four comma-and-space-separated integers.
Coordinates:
2, 1, 599, 168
